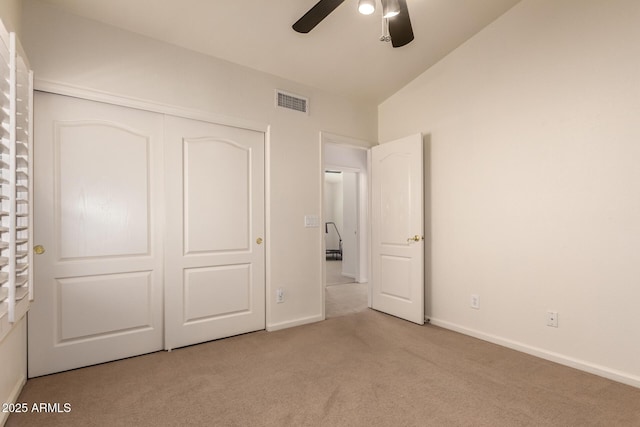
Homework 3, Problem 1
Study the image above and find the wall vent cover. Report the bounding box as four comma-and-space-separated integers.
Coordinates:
276, 90, 309, 114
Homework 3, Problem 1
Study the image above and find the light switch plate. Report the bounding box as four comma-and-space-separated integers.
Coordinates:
304, 215, 319, 228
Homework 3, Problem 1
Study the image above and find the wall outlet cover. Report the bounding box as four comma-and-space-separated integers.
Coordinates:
546, 310, 558, 327
470, 294, 480, 309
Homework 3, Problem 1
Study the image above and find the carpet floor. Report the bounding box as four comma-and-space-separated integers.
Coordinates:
8, 310, 640, 426
325, 260, 354, 286
325, 282, 368, 318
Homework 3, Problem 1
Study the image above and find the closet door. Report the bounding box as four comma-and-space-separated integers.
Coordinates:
28, 93, 164, 377
164, 115, 265, 350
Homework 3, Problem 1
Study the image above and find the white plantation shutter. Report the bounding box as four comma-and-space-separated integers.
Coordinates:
0, 20, 33, 341
0, 22, 11, 331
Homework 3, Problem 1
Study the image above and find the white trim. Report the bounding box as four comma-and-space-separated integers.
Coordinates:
321, 132, 372, 149
366, 149, 372, 307
266, 314, 324, 332
34, 78, 269, 133
0, 374, 26, 426
264, 126, 273, 331
319, 132, 327, 320
429, 317, 640, 389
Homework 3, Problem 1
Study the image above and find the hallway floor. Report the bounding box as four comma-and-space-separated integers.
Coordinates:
325, 260, 367, 318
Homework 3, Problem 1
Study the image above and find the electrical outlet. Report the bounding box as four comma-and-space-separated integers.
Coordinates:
276, 288, 285, 304
470, 294, 480, 310
546, 311, 558, 328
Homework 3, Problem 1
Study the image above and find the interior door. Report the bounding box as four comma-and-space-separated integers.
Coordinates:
29, 93, 165, 377
371, 134, 424, 324
164, 115, 265, 350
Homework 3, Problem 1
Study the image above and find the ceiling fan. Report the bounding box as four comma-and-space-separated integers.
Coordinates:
292, 0, 414, 48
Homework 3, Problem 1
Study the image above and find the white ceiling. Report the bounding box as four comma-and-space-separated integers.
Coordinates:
36, 0, 521, 104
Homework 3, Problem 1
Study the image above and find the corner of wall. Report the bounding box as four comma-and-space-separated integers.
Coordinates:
0, 0, 22, 36
0, 317, 28, 424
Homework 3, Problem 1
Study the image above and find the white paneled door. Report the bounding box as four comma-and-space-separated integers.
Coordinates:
29, 93, 266, 376
164, 115, 265, 350
371, 134, 424, 324
29, 93, 165, 377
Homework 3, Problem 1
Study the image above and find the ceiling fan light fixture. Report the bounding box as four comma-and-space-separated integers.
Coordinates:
358, 0, 376, 15
382, 0, 400, 18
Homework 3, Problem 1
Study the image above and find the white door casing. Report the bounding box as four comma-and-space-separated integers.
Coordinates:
29, 93, 165, 377
164, 115, 265, 350
371, 134, 424, 324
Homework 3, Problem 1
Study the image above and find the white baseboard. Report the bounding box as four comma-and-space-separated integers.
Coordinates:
0, 375, 26, 427
267, 314, 324, 332
429, 317, 640, 389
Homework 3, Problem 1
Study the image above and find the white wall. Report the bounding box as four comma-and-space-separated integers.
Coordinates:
323, 176, 342, 251
21, 0, 377, 331
379, 0, 640, 386
0, 0, 21, 34
322, 171, 358, 278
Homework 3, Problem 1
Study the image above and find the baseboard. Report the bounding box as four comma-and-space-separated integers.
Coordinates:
429, 318, 640, 389
0, 375, 26, 427
266, 314, 324, 332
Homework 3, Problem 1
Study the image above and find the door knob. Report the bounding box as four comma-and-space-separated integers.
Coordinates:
406, 235, 422, 243
256, 237, 263, 245
34, 245, 46, 255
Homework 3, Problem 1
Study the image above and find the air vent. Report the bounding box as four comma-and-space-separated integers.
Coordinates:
276, 90, 309, 114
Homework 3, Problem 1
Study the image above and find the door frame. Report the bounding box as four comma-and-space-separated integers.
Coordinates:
320, 132, 373, 317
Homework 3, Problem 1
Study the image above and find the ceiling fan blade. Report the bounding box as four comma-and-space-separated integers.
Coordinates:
388, 0, 414, 47
292, 0, 345, 33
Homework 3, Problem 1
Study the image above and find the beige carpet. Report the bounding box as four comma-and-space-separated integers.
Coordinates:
9, 310, 640, 426
324, 258, 368, 318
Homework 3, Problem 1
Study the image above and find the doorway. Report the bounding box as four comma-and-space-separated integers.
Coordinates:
324, 170, 357, 283
321, 134, 370, 318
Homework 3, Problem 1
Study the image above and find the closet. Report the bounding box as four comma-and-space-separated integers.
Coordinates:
28, 92, 266, 377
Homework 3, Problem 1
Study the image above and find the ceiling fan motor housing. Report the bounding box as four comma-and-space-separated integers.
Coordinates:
293, 0, 414, 48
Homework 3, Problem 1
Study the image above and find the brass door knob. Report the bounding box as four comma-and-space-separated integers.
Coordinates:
406, 235, 422, 243
34, 245, 46, 255
256, 237, 263, 245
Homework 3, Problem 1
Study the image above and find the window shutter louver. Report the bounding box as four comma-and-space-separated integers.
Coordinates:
0, 20, 33, 341
0, 22, 11, 329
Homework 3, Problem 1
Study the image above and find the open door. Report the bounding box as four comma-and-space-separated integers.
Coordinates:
371, 134, 424, 324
